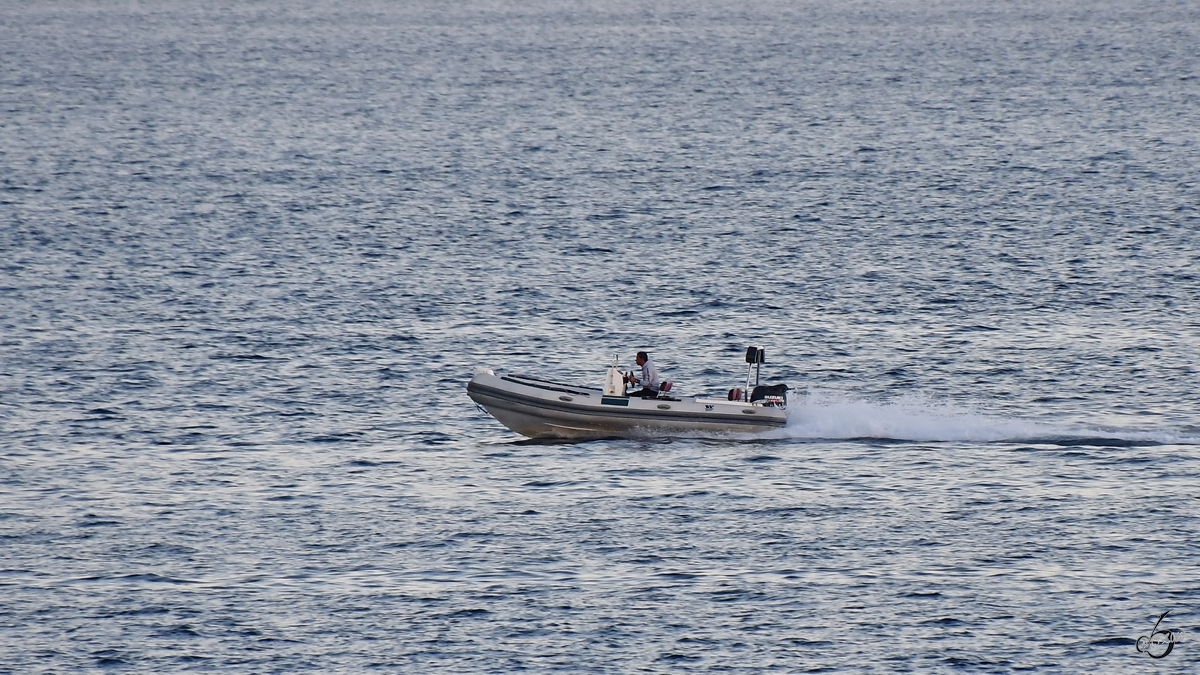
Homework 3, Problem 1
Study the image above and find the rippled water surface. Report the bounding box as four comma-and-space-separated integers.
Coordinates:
3, 0, 1199, 671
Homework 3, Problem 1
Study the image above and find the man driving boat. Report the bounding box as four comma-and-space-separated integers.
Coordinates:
626, 351, 660, 398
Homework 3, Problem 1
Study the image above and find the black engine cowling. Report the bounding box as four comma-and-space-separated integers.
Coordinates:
749, 384, 788, 403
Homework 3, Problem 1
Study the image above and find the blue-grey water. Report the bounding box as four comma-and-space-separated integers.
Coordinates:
3, 0, 1199, 671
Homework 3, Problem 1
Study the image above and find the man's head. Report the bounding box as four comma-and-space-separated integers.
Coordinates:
636, 351, 648, 366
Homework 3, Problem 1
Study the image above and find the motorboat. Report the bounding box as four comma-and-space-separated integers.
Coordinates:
467, 346, 789, 440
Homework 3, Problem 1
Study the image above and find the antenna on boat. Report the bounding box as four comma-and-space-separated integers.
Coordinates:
744, 346, 764, 402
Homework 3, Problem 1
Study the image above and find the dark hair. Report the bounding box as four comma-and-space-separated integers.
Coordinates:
636, 351, 649, 361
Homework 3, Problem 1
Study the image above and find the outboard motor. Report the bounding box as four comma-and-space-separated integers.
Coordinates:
750, 383, 789, 406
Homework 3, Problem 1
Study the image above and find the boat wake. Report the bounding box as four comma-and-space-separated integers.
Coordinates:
765, 390, 1200, 446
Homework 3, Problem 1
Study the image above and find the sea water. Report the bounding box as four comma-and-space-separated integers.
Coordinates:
2, 0, 1198, 671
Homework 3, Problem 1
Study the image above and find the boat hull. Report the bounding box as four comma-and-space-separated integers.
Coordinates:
467, 373, 787, 439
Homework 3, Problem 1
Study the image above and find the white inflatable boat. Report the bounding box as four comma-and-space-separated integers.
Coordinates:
467, 347, 789, 440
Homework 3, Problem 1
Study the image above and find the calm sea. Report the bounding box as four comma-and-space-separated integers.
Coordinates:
2, 0, 1198, 671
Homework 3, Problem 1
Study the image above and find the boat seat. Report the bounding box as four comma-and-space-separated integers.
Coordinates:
655, 381, 674, 399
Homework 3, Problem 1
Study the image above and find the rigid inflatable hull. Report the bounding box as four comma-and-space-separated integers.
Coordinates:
467, 373, 787, 440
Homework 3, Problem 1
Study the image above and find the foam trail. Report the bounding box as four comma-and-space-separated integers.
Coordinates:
768, 390, 1199, 444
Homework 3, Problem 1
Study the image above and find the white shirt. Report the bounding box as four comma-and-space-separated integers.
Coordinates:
639, 358, 660, 391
